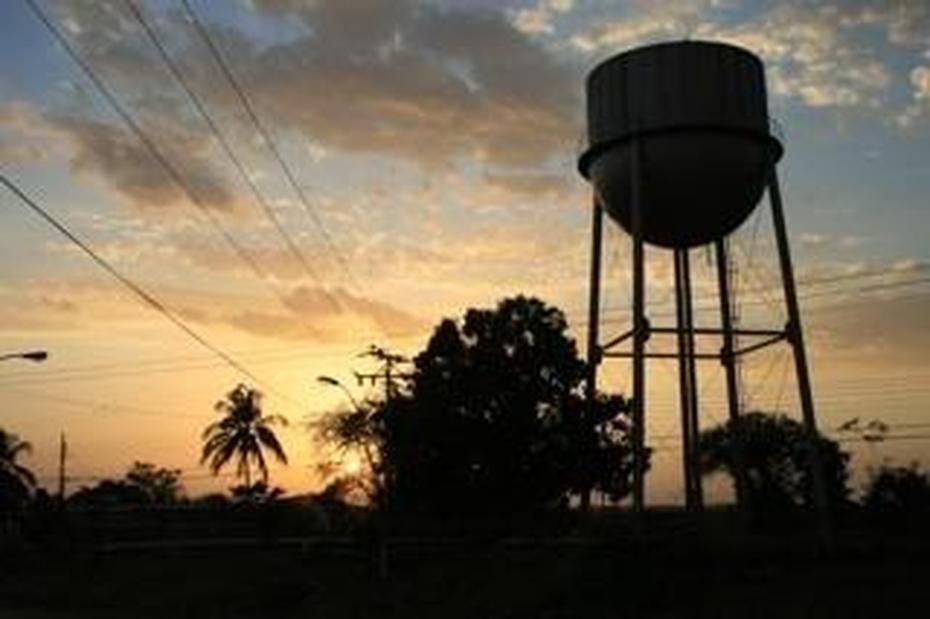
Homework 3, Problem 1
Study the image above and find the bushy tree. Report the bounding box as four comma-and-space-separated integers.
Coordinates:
328, 296, 641, 517
125, 461, 183, 504
698, 412, 850, 512
316, 401, 383, 502
68, 461, 184, 508
863, 463, 930, 518
68, 479, 149, 509
229, 481, 285, 505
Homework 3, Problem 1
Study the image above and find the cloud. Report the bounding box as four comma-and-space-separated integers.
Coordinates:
47, 0, 579, 172
693, 5, 893, 110
0, 102, 58, 165
814, 293, 930, 365
569, 0, 728, 52
482, 170, 576, 202
838, 0, 930, 49
0, 273, 423, 344
511, 0, 575, 35
800, 232, 830, 246
892, 258, 927, 273
169, 235, 323, 282
23, 0, 587, 233
895, 65, 930, 128
284, 285, 425, 337
1, 97, 245, 214
48, 114, 243, 213
569, 1, 896, 113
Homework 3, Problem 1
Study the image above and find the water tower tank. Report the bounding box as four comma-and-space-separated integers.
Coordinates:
578, 41, 783, 248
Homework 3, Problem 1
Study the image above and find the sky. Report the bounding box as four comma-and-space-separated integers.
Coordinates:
0, 0, 928, 503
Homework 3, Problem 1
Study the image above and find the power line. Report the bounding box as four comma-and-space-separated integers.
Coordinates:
12, 375, 929, 424
570, 263, 928, 320
2, 385, 203, 420
179, 0, 361, 294
0, 174, 301, 413
2, 271, 915, 389
23, 0, 321, 342
648, 430, 930, 445
578, 277, 930, 327
122, 0, 336, 308
0, 332, 427, 387
0, 344, 324, 382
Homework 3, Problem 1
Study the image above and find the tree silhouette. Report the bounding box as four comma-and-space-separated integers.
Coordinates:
202, 384, 288, 488
698, 412, 850, 512
863, 463, 930, 521
68, 461, 184, 508
359, 296, 639, 517
316, 400, 383, 501
125, 461, 183, 504
68, 479, 149, 509
229, 481, 285, 504
0, 429, 36, 516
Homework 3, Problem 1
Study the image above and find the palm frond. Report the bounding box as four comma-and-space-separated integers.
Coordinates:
256, 425, 288, 464
253, 445, 269, 482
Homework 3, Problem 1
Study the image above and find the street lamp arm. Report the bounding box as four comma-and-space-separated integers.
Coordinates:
0, 350, 48, 363
316, 375, 362, 411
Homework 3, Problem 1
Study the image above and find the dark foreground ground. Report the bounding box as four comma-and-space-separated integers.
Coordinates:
3, 513, 929, 618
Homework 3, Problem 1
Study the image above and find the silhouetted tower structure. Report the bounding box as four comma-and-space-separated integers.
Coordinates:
578, 41, 830, 535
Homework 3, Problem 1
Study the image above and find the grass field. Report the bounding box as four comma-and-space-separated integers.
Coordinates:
0, 540, 930, 618
3, 513, 929, 618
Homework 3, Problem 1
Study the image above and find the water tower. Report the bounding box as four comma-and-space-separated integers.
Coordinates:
578, 41, 829, 528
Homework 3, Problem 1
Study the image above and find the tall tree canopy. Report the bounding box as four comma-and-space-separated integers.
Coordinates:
334, 296, 640, 517
698, 412, 850, 512
202, 384, 288, 488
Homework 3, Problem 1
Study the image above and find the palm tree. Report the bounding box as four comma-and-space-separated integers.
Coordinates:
0, 429, 36, 513
201, 384, 288, 487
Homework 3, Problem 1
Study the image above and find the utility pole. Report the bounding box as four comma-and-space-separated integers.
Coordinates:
355, 345, 411, 402
353, 344, 410, 579
57, 431, 67, 504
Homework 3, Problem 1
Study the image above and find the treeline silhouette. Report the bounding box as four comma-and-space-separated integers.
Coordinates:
3, 296, 928, 545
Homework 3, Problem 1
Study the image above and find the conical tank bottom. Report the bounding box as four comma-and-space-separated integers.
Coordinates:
588, 129, 779, 248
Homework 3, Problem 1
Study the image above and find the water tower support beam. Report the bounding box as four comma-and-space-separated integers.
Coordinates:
681, 249, 704, 511
674, 248, 704, 510
631, 138, 647, 513
674, 249, 696, 510
767, 168, 832, 541
584, 198, 604, 511
715, 239, 749, 514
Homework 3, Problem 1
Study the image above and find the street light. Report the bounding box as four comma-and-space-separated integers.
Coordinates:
317, 375, 361, 411
0, 350, 48, 363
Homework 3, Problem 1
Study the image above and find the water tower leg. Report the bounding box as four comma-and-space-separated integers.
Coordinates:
675, 249, 703, 511
715, 239, 750, 518
767, 169, 832, 542
631, 138, 647, 514
583, 198, 604, 512
681, 249, 704, 511
674, 249, 696, 510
